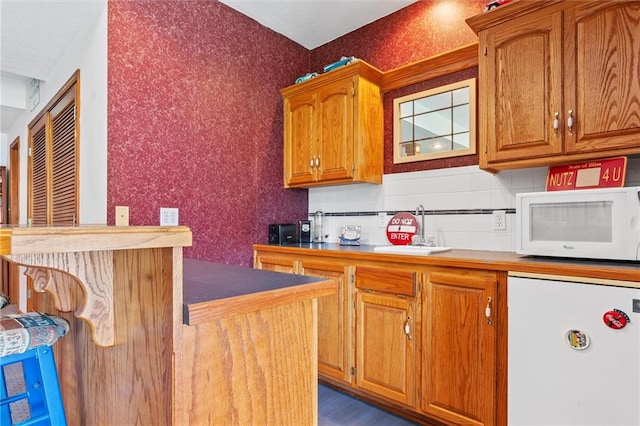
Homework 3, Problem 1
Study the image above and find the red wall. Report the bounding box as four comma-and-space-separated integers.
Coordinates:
107, 0, 486, 265
310, 0, 485, 70
107, 1, 309, 265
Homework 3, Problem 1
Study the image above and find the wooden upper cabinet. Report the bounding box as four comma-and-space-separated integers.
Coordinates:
480, 6, 564, 165
282, 61, 383, 188
567, 2, 640, 154
468, 1, 640, 172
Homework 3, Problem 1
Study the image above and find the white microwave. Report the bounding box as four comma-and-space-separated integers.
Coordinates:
516, 187, 640, 261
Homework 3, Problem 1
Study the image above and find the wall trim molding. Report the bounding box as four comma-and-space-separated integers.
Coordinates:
381, 42, 478, 92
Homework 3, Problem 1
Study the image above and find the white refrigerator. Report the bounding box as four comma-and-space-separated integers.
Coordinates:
508, 275, 640, 425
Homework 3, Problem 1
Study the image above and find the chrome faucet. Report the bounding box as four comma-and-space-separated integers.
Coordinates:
413, 204, 426, 246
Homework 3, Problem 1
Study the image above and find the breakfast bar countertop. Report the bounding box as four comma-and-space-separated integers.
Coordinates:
182, 258, 336, 325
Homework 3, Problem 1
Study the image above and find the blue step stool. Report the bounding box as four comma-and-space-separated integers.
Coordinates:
0, 305, 69, 426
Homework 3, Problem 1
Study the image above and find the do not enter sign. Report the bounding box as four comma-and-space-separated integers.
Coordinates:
386, 212, 418, 245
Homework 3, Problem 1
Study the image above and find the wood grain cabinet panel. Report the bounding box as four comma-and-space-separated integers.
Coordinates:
480, 6, 564, 165
355, 267, 417, 407
254, 251, 355, 385
355, 291, 417, 407
468, 0, 640, 172
567, 2, 640, 154
299, 259, 354, 385
253, 246, 508, 425
421, 269, 498, 426
282, 61, 383, 188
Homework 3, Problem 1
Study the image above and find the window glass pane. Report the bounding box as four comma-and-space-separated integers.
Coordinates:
400, 117, 414, 142
415, 110, 451, 138
400, 101, 413, 118
414, 92, 450, 114
393, 78, 475, 163
452, 105, 469, 133
452, 87, 469, 106
453, 132, 470, 150
421, 137, 453, 154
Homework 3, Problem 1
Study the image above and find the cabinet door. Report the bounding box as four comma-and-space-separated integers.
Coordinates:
316, 77, 355, 183
284, 91, 317, 187
565, 2, 640, 154
355, 266, 417, 407
253, 253, 297, 274
299, 260, 353, 384
422, 270, 497, 425
355, 291, 416, 407
481, 7, 564, 165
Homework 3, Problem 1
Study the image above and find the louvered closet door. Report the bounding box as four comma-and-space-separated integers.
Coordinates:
50, 97, 77, 225
27, 71, 79, 226
30, 119, 48, 225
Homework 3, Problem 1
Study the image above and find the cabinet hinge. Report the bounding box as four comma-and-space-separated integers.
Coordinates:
350, 366, 356, 376
484, 144, 488, 154
351, 83, 355, 97
28, 147, 33, 157
483, 45, 488, 56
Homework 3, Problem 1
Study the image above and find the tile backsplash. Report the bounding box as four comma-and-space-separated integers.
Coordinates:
309, 158, 640, 251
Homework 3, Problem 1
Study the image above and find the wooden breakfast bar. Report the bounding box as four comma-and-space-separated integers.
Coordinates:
0, 226, 335, 425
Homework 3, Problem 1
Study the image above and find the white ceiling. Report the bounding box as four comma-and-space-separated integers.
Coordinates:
219, 0, 417, 50
0, 0, 416, 134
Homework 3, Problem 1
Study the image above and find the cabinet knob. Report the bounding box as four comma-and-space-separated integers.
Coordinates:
309, 158, 315, 169
553, 112, 560, 137
485, 297, 493, 326
567, 109, 574, 136
315, 156, 320, 168
404, 316, 412, 340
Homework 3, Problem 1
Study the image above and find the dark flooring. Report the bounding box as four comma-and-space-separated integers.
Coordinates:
318, 384, 418, 426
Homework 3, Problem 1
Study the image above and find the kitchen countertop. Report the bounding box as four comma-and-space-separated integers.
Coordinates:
253, 243, 640, 285
182, 258, 336, 325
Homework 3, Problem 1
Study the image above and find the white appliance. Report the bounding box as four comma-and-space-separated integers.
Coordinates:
508, 274, 640, 425
515, 186, 640, 261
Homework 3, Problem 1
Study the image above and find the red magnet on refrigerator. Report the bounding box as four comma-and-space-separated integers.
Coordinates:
603, 309, 630, 330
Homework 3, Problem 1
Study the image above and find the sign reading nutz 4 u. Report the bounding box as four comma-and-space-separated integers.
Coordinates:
546, 157, 626, 191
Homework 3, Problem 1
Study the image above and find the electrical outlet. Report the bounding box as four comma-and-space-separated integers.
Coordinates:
492, 210, 506, 231
378, 212, 387, 228
160, 208, 179, 226
115, 206, 129, 226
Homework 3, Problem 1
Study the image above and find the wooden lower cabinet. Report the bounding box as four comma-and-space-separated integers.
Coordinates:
253, 253, 296, 273
299, 259, 354, 385
253, 247, 506, 425
354, 265, 417, 407
254, 251, 354, 385
421, 268, 499, 426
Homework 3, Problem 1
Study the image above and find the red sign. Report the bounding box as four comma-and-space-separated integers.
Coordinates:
546, 157, 627, 191
386, 212, 418, 245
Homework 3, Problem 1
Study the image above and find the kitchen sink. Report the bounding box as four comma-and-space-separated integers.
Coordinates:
373, 245, 452, 255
